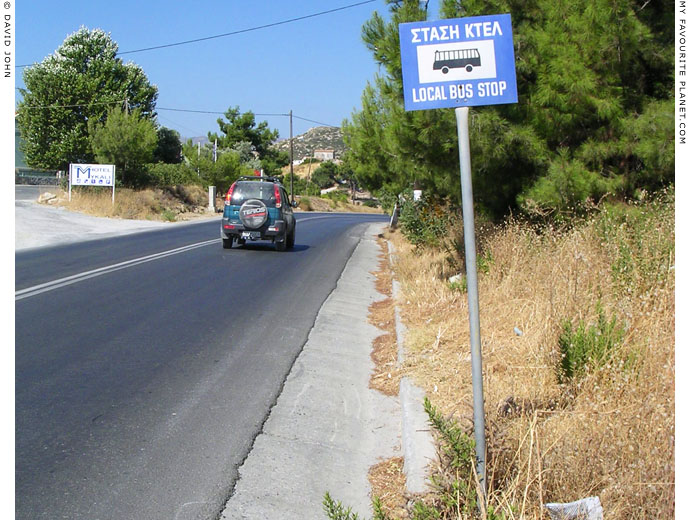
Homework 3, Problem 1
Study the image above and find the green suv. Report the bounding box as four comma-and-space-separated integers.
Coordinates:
220, 176, 296, 251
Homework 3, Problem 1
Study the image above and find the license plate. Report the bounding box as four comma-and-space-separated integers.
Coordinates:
241, 231, 259, 240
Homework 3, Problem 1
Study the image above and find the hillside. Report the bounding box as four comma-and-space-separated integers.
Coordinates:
280, 161, 324, 179
272, 126, 345, 161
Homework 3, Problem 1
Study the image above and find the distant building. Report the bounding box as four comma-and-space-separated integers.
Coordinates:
313, 149, 335, 161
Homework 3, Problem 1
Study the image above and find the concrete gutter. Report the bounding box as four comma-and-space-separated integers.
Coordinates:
221, 223, 401, 519
220, 226, 438, 519
389, 240, 437, 495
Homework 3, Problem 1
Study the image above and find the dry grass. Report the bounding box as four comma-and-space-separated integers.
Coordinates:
45, 185, 381, 221
369, 457, 409, 518
295, 195, 383, 214
46, 185, 213, 221
367, 237, 408, 513
368, 236, 402, 397
387, 193, 675, 519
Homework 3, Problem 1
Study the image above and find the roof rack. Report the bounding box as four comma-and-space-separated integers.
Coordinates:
237, 175, 281, 183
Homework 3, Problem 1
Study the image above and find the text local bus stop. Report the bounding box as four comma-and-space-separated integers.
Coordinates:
398, 13, 519, 505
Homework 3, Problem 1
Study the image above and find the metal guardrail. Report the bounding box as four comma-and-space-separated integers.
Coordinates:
15, 168, 61, 186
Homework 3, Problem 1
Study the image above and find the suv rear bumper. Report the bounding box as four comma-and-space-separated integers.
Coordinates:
221, 219, 286, 241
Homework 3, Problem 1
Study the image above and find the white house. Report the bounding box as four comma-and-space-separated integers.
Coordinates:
313, 149, 336, 161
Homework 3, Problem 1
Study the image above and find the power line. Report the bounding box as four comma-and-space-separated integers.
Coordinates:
16, 0, 377, 67
116, 0, 377, 56
157, 107, 339, 127
16, 101, 340, 128
157, 107, 289, 117
156, 107, 228, 115
292, 115, 340, 128
156, 113, 206, 138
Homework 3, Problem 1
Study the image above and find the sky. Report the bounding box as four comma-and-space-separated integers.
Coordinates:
11, 0, 398, 141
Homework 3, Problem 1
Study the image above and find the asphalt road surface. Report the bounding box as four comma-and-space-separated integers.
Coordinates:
15, 211, 388, 520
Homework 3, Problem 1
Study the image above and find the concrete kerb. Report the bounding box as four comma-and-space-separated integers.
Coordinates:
219, 226, 435, 520
387, 239, 437, 495
220, 223, 400, 520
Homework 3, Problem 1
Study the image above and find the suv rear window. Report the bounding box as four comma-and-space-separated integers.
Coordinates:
230, 181, 277, 206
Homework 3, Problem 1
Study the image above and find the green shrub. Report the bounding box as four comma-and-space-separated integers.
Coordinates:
398, 195, 455, 248
292, 178, 321, 196
373, 188, 400, 215
447, 278, 467, 293
302, 157, 322, 165
477, 250, 494, 275
418, 399, 509, 520
557, 305, 625, 383
161, 209, 177, 222
325, 190, 349, 204
298, 197, 313, 211
424, 398, 474, 474
145, 162, 199, 187
323, 492, 361, 520
594, 188, 675, 296
518, 151, 621, 216
325, 398, 511, 520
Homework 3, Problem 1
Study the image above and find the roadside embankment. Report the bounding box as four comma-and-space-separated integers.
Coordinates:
32, 186, 382, 221
368, 191, 675, 519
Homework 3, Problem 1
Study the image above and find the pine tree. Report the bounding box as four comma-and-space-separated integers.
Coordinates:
344, 0, 674, 217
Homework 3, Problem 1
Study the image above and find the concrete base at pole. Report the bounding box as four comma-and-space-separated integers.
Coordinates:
208, 186, 217, 212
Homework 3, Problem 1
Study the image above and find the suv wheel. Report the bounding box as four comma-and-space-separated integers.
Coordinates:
287, 227, 295, 249
222, 237, 233, 249
275, 237, 287, 252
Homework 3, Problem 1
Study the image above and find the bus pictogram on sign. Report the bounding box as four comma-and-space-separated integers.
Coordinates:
434, 48, 481, 74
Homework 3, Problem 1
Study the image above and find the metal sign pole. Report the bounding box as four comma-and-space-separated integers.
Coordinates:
68, 164, 72, 202
455, 106, 487, 502
399, 13, 518, 511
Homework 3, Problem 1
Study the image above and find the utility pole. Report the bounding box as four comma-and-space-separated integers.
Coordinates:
289, 110, 294, 205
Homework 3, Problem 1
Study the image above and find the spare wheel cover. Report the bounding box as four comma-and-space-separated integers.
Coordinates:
239, 199, 268, 229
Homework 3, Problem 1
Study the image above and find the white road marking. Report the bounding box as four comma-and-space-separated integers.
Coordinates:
15, 239, 217, 301
16, 214, 374, 300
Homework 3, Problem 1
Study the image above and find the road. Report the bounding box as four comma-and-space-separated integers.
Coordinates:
15, 210, 388, 520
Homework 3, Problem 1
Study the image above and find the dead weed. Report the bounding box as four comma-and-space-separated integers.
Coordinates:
386, 195, 675, 519
368, 235, 402, 396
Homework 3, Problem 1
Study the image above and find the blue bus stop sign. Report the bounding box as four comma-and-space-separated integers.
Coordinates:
399, 14, 518, 111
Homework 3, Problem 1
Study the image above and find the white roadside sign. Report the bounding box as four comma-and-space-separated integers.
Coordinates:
69, 164, 115, 186
69, 163, 116, 203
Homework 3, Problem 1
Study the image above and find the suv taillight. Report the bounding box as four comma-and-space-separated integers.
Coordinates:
225, 183, 236, 205
274, 184, 282, 208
